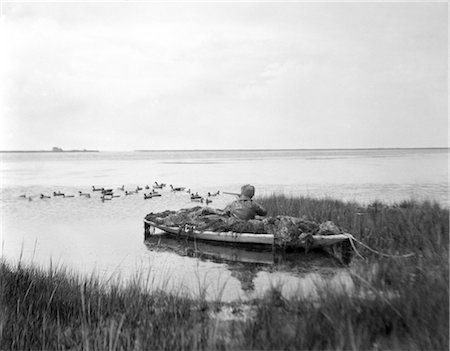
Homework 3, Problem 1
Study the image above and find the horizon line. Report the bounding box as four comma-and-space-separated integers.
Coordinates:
1, 146, 448, 153
134, 146, 448, 152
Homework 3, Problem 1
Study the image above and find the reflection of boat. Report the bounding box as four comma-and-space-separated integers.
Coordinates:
144, 233, 275, 265
143, 219, 353, 263
144, 233, 340, 265
143, 233, 344, 293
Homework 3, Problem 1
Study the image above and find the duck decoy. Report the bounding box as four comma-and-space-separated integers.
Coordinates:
100, 193, 113, 200
53, 191, 65, 197
170, 185, 185, 192
125, 191, 134, 196
136, 186, 143, 192
190, 192, 202, 199
208, 191, 220, 197
92, 186, 104, 192
101, 188, 113, 194
40, 194, 51, 199
144, 193, 153, 199
79, 191, 91, 198
145, 185, 150, 190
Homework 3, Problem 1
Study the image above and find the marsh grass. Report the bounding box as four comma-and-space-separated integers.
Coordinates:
1, 195, 448, 350
252, 195, 449, 350
259, 194, 448, 258
1, 260, 217, 350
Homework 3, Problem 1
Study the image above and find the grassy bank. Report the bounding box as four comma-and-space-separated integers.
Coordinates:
256, 195, 449, 350
260, 195, 448, 259
1, 196, 448, 350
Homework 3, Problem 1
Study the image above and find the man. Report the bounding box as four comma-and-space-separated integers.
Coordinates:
223, 184, 267, 220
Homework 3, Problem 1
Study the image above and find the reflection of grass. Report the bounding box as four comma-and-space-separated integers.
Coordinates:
1, 196, 448, 350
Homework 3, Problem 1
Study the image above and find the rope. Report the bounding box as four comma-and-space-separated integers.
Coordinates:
347, 235, 366, 260
344, 233, 415, 259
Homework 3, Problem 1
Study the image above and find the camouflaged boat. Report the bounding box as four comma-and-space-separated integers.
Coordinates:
143, 218, 352, 250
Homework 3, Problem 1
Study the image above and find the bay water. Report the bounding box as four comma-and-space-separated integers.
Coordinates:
1, 148, 448, 301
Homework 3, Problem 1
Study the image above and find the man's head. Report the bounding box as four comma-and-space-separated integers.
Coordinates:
240, 184, 255, 199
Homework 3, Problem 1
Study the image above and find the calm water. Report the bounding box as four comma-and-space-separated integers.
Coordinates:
1, 149, 448, 301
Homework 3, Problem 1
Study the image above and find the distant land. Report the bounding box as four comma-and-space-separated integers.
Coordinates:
1, 147, 447, 153
134, 147, 448, 152
0, 147, 99, 153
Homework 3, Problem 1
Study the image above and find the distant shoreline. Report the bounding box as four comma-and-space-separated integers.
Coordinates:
134, 147, 448, 152
0, 150, 99, 153
1, 147, 447, 153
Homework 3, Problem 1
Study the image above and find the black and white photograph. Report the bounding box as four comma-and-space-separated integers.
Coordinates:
1, 0, 448, 350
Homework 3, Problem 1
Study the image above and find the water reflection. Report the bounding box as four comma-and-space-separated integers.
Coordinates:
144, 234, 349, 298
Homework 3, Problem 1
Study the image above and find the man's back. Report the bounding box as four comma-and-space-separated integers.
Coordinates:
224, 198, 267, 220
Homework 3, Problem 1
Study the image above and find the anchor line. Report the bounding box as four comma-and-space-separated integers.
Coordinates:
344, 233, 415, 259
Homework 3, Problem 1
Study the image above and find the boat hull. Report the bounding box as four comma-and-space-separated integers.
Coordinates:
143, 219, 350, 249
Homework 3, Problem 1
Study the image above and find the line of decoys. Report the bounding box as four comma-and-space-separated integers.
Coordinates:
18, 181, 220, 204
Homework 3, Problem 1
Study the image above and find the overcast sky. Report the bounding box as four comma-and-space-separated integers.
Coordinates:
0, 1, 447, 151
